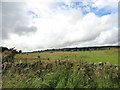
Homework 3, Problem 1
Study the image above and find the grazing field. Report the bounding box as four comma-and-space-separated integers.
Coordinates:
2, 48, 120, 88
15, 48, 119, 64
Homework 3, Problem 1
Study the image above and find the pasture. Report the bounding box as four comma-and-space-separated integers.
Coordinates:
15, 48, 119, 64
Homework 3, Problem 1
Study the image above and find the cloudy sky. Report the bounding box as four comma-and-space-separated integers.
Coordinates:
0, 0, 119, 52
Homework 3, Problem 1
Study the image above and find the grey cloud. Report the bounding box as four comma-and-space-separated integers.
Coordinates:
2, 28, 9, 39
14, 26, 37, 35
2, 2, 37, 39
0, 3, 2, 42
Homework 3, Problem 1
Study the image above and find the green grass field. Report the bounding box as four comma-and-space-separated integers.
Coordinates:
15, 48, 119, 64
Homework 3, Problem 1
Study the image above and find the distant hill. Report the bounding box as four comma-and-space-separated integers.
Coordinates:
28, 46, 119, 53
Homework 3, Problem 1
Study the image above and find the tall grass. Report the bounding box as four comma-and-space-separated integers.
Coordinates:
2, 59, 119, 88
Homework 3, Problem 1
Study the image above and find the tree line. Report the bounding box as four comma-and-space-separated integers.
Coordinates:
0, 46, 119, 53
31, 46, 119, 53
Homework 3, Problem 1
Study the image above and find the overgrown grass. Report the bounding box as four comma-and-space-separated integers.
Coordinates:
2, 59, 119, 88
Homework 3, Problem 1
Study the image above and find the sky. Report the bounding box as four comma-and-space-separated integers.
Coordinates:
0, 0, 119, 52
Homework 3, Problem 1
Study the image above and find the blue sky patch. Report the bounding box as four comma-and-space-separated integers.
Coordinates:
27, 10, 41, 19
55, 2, 117, 17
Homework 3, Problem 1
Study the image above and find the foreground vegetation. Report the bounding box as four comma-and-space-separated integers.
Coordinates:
3, 59, 119, 88
2, 48, 120, 88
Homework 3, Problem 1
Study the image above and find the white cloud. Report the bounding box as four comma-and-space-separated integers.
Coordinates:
92, 0, 118, 9
96, 28, 118, 44
1, 0, 118, 51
